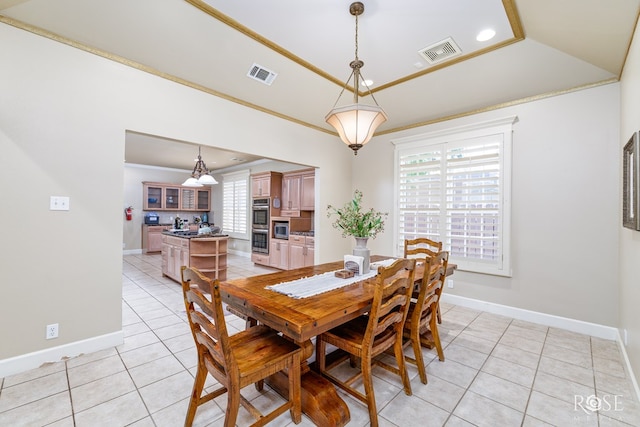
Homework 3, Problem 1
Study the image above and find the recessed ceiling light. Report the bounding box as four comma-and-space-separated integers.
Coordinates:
476, 29, 496, 42
360, 79, 373, 88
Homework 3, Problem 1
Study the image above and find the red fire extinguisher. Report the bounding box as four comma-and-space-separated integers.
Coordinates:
125, 206, 133, 221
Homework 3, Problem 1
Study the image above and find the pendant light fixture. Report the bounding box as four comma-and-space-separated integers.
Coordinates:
325, 2, 387, 155
182, 146, 218, 186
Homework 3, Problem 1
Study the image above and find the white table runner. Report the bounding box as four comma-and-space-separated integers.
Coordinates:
266, 258, 397, 299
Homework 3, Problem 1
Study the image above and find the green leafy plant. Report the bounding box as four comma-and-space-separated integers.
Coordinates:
327, 190, 388, 239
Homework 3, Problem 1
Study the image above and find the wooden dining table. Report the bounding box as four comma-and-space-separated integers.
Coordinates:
219, 255, 456, 426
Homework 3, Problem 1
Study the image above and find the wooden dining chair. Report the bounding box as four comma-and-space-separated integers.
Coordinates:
402, 250, 449, 384
404, 237, 445, 324
315, 258, 416, 427
180, 266, 302, 427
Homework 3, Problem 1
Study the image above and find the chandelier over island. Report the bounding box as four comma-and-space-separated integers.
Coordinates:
182, 146, 218, 187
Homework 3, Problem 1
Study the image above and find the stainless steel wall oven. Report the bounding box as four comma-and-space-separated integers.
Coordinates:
251, 229, 269, 254
252, 198, 270, 254
252, 198, 269, 229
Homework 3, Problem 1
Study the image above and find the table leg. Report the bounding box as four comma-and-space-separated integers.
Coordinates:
268, 368, 350, 426
268, 339, 350, 426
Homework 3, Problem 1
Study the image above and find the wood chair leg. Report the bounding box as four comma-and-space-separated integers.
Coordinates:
411, 330, 427, 384
349, 354, 358, 368
436, 303, 442, 324
431, 316, 445, 362
361, 359, 379, 427
223, 385, 241, 427
394, 338, 412, 395
184, 363, 207, 427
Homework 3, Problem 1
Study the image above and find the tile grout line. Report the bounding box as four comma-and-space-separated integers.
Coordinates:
437, 309, 489, 426
519, 323, 549, 427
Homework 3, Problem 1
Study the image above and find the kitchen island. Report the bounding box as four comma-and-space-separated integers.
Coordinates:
161, 231, 228, 283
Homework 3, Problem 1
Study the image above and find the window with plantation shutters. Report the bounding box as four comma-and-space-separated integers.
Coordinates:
222, 170, 249, 239
394, 117, 516, 276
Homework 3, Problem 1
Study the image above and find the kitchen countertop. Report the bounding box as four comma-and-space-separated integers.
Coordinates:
162, 230, 227, 239
289, 231, 315, 237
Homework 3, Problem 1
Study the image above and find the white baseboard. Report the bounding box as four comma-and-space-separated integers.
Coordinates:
441, 293, 640, 403
123, 249, 143, 255
615, 328, 640, 403
441, 293, 618, 339
0, 331, 123, 378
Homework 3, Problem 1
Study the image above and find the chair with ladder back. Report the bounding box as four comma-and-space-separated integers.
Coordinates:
315, 258, 416, 427
404, 237, 445, 323
181, 266, 302, 427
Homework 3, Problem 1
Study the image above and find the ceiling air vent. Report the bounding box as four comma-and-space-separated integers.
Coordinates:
247, 63, 277, 86
418, 37, 462, 65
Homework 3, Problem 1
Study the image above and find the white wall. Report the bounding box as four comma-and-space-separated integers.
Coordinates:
1, 15, 633, 379
354, 83, 621, 328
0, 22, 352, 374
620, 18, 640, 389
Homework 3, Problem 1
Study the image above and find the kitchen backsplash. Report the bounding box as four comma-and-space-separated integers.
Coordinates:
153, 211, 213, 226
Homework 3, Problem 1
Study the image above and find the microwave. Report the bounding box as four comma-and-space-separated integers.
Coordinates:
273, 221, 289, 239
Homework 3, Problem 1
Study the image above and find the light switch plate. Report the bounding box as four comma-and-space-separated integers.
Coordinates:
50, 196, 70, 211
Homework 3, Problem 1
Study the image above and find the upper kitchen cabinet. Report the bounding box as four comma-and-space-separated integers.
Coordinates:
181, 187, 211, 211
144, 184, 163, 210
165, 186, 180, 210
251, 171, 282, 199
281, 168, 315, 217
143, 182, 211, 211
300, 173, 315, 211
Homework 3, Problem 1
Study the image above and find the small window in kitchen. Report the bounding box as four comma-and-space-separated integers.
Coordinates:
222, 170, 250, 239
393, 116, 517, 277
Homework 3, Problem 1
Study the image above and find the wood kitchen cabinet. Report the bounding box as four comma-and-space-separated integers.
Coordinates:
181, 187, 211, 211
281, 168, 314, 216
300, 173, 315, 211
143, 182, 210, 211
142, 225, 169, 253
144, 184, 163, 210
270, 239, 289, 269
164, 186, 180, 210
288, 235, 315, 269
189, 237, 228, 281
161, 234, 189, 282
281, 174, 301, 216
251, 171, 282, 198
162, 234, 228, 282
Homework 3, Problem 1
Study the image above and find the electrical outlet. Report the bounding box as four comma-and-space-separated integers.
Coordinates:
46, 323, 59, 339
50, 196, 70, 211
447, 279, 454, 289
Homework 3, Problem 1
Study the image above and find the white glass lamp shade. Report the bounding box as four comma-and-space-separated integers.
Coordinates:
182, 177, 203, 187
325, 103, 388, 148
197, 174, 218, 185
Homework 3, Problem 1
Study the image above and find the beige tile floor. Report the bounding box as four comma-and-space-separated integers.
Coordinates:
1, 253, 639, 426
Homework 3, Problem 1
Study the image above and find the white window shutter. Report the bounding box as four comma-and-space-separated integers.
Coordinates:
222, 170, 250, 239
394, 116, 516, 276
